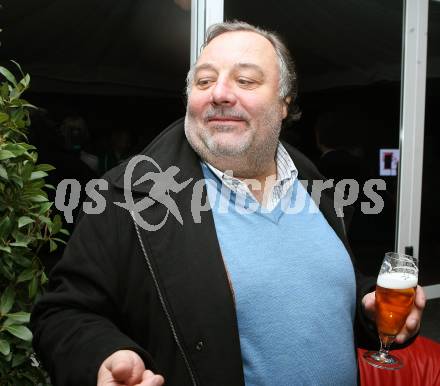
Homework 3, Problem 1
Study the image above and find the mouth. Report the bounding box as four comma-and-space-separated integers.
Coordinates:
207, 117, 246, 124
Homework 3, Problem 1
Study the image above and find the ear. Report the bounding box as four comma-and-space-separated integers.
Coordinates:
282, 96, 292, 119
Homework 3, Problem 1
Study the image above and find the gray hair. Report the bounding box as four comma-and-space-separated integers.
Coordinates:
185, 20, 300, 122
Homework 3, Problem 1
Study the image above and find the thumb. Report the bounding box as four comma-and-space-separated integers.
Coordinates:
107, 350, 146, 385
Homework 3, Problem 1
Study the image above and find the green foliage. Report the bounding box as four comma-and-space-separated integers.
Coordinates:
0, 63, 67, 385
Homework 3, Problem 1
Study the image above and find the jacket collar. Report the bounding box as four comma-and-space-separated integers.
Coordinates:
106, 117, 203, 195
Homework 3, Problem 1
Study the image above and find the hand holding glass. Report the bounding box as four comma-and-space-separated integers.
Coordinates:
363, 252, 418, 370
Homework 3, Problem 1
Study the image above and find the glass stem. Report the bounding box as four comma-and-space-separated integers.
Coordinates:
378, 335, 394, 359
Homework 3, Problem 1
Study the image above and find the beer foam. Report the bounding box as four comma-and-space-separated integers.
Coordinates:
377, 272, 418, 289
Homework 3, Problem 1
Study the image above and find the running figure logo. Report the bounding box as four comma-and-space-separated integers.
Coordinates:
115, 155, 193, 231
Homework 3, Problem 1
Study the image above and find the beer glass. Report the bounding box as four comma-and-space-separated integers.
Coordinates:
363, 252, 418, 370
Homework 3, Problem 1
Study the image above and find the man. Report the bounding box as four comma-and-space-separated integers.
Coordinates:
31, 21, 425, 386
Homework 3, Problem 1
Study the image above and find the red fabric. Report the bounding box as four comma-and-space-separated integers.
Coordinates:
357, 336, 440, 386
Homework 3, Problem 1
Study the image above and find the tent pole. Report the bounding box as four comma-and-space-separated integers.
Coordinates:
396, 0, 429, 261
190, 0, 224, 66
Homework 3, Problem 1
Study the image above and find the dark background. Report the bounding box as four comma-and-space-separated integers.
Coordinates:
1, 0, 439, 283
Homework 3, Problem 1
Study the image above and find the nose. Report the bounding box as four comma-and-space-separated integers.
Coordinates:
211, 78, 237, 106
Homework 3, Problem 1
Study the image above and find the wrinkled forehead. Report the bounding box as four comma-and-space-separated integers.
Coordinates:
197, 31, 279, 75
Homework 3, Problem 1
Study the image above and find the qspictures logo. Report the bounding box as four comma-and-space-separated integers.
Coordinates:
54, 155, 386, 231
114, 155, 192, 231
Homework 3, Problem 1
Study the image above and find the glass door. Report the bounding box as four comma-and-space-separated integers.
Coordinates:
419, 1, 440, 289
224, 0, 405, 276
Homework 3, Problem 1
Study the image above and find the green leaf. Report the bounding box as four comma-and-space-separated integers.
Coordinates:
21, 161, 33, 181
16, 268, 35, 283
35, 163, 55, 172
0, 245, 12, 253
29, 151, 38, 163
11, 253, 32, 268
30, 171, 48, 181
9, 241, 29, 248
0, 164, 8, 179
5, 325, 33, 341
18, 216, 34, 228
10, 87, 24, 101
0, 66, 17, 86
10, 60, 23, 75
9, 232, 32, 247
19, 143, 35, 153
51, 214, 62, 234
28, 275, 38, 298
12, 353, 27, 367
5, 311, 30, 323
29, 179, 45, 190
9, 174, 23, 188
59, 228, 70, 236
11, 98, 36, 109
38, 202, 53, 214
0, 287, 15, 315
0, 150, 15, 160
37, 215, 51, 225
8, 97, 30, 106
2, 317, 15, 328
0, 264, 14, 280
4, 143, 26, 153
19, 73, 30, 89
0, 216, 12, 235
52, 237, 67, 244
40, 271, 48, 285
0, 82, 8, 98
0, 339, 11, 356
29, 195, 48, 203
49, 239, 57, 252
0, 112, 9, 124
44, 183, 56, 190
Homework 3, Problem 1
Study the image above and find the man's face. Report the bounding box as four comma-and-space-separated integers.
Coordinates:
184, 31, 288, 166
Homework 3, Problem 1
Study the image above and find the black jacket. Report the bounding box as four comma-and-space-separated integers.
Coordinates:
31, 118, 377, 386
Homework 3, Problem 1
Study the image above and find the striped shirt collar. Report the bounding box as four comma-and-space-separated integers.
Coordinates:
204, 142, 298, 210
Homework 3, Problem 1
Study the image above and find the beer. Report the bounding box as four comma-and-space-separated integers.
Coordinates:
375, 272, 417, 338
363, 252, 418, 370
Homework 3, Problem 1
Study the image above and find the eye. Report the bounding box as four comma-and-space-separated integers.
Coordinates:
196, 78, 214, 89
238, 78, 252, 85
237, 78, 257, 88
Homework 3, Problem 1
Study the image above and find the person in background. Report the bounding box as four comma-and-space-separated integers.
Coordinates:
314, 110, 397, 274
59, 115, 100, 175
98, 127, 133, 175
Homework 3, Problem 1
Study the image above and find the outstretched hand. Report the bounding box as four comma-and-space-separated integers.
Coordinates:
362, 285, 426, 344
97, 350, 164, 386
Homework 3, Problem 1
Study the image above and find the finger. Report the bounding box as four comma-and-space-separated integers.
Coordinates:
142, 370, 155, 380
414, 285, 427, 309
111, 360, 135, 382
362, 292, 376, 321
396, 311, 421, 341
97, 367, 119, 386
140, 371, 165, 386
111, 352, 146, 385
395, 289, 425, 343
362, 292, 375, 309
395, 321, 417, 344
395, 320, 419, 344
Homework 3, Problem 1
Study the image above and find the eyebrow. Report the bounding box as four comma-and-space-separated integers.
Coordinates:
233, 63, 265, 78
194, 62, 265, 78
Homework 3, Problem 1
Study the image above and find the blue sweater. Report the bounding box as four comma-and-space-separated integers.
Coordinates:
203, 165, 357, 386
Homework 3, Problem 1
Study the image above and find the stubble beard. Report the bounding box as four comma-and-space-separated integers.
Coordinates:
184, 104, 283, 178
